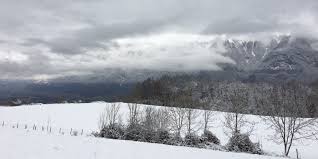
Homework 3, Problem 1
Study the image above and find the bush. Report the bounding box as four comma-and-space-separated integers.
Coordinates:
143, 129, 157, 143
252, 142, 263, 155
99, 124, 125, 139
72, 130, 78, 136
124, 124, 145, 141
201, 130, 220, 145
169, 134, 184, 146
184, 133, 200, 147
91, 131, 100, 137
226, 132, 262, 154
155, 129, 172, 144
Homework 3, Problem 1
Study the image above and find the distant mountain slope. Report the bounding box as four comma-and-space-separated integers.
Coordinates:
0, 81, 134, 105
253, 37, 318, 82
219, 36, 318, 82
49, 35, 318, 83
1, 35, 318, 104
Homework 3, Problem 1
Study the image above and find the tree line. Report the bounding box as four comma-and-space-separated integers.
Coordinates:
96, 102, 318, 157
127, 75, 318, 118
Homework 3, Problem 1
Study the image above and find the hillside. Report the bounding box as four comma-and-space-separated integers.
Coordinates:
0, 128, 283, 159
0, 103, 317, 158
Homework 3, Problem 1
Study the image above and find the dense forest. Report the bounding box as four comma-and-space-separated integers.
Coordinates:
127, 75, 318, 118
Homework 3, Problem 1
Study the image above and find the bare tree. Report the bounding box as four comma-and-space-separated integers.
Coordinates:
223, 82, 253, 135
201, 95, 217, 132
128, 103, 141, 126
141, 107, 172, 132
169, 107, 187, 137
155, 108, 171, 130
185, 108, 201, 135
98, 103, 121, 130
202, 109, 215, 132
223, 113, 255, 137
142, 107, 157, 130
262, 83, 318, 156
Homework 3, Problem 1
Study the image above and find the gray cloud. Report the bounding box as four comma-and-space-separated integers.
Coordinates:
30, 19, 172, 55
0, 0, 318, 80
203, 18, 280, 34
0, 52, 51, 79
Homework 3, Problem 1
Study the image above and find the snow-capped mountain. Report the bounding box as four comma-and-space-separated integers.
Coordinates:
223, 39, 267, 71
1, 35, 318, 105
50, 35, 318, 83
217, 36, 318, 82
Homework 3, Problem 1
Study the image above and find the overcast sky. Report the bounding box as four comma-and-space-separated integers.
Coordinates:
1, 0, 318, 80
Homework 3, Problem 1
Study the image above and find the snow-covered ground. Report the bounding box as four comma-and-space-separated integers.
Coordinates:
0, 127, 283, 159
0, 102, 317, 159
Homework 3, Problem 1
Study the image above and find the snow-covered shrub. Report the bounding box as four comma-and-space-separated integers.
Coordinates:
226, 132, 262, 154
143, 129, 156, 143
91, 131, 100, 137
168, 134, 184, 146
201, 130, 220, 145
155, 129, 172, 144
72, 130, 78, 136
184, 133, 200, 147
99, 124, 125, 139
124, 124, 145, 141
252, 142, 263, 155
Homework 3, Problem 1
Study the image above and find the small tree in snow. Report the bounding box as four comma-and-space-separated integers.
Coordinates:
153, 107, 171, 131
169, 107, 187, 138
98, 103, 121, 130
226, 132, 262, 154
202, 109, 215, 132
262, 83, 318, 156
127, 103, 141, 126
223, 83, 254, 136
185, 107, 201, 135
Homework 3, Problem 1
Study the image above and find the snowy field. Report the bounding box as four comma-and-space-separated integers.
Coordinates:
0, 102, 317, 159
0, 127, 283, 159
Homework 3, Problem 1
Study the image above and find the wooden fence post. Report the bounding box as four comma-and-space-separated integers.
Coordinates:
296, 149, 300, 159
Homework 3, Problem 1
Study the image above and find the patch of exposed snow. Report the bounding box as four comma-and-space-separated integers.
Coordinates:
262, 48, 268, 59
251, 41, 256, 57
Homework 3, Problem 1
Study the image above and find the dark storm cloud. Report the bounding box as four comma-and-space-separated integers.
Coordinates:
2, 0, 318, 35
0, 0, 318, 79
23, 19, 173, 54
0, 52, 52, 79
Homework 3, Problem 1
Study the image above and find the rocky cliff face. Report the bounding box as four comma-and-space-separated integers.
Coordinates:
221, 36, 318, 82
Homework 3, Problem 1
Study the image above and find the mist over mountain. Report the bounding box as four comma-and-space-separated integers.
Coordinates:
223, 35, 318, 82
37, 35, 318, 83
1, 35, 318, 105
2, 2, 318, 159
